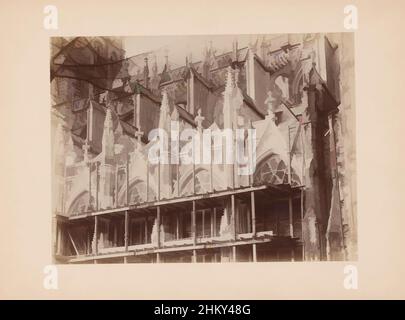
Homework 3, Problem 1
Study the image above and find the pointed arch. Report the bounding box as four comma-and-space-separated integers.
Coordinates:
117, 178, 157, 206
254, 152, 301, 187
67, 190, 91, 215
179, 166, 224, 195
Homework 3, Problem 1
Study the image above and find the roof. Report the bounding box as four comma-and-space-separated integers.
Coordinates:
175, 105, 196, 126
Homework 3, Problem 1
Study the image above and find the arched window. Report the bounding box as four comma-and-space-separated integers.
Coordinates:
254, 154, 288, 185
68, 191, 91, 215
180, 168, 212, 196
254, 154, 301, 187
119, 180, 156, 206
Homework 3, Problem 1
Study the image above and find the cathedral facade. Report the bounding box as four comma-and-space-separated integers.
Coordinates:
51, 34, 357, 263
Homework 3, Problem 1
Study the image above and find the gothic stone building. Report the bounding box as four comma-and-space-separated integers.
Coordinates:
51, 34, 357, 263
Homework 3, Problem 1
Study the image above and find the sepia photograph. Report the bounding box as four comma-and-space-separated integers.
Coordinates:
51, 33, 357, 264
1, 0, 404, 304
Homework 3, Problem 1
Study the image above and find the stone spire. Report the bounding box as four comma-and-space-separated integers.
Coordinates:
158, 89, 171, 159
82, 139, 91, 162
171, 105, 179, 121
164, 48, 170, 70
158, 89, 172, 199
53, 123, 66, 214
232, 39, 238, 65
101, 107, 115, 162
195, 108, 205, 132
99, 107, 115, 209
222, 66, 237, 189
143, 56, 149, 89
88, 82, 94, 99
135, 129, 144, 151
265, 92, 277, 123
65, 134, 76, 166
159, 90, 171, 130
224, 66, 234, 93
223, 66, 234, 129
160, 50, 172, 84
186, 51, 193, 67
248, 36, 259, 54
202, 44, 211, 79
123, 77, 132, 93
54, 123, 65, 174
260, 35, 268, 61
152, 54, 158, 76
234, 67, 240, 87
149, 54, 159, 92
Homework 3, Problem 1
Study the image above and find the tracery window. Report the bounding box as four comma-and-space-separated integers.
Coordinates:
69, 191, 91, 215
254, 154, 301, 187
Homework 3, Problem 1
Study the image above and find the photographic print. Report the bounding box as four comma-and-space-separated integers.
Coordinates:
50, 33, 357, 264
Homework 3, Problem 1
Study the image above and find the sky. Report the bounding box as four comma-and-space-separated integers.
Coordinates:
124, 34, 264, 71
